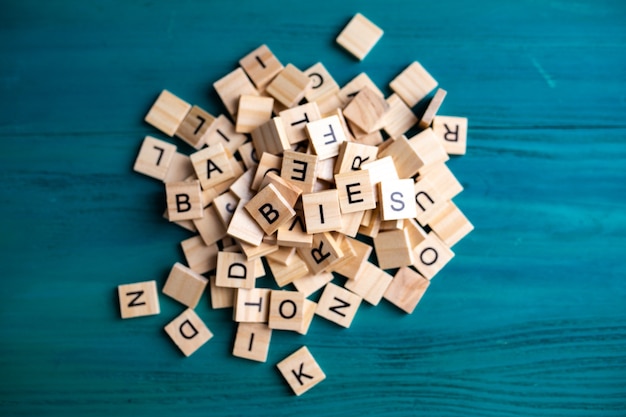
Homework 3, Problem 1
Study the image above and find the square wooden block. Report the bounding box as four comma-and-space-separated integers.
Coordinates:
164, 308, 213, 357
215, 251, 256, 289
384, 267, 430, 313
361, 156, 398, 189
180, 236, 218, 275
409, 128, 449, 174
190, 143, 235, 190
307, 115, 347, 160
280, 102, 322, 145
427, 201, 474, 247
373, 228, 414, 270
239, 44, 284, 90
227, 200, 265, 246
413, 176, 447, 226
432, 115, 468, 155
234, 288, 271, 323
276, 346, 326, 396
281, 150, 318, 193
419, 88, 447, 129
335, 170, 376, 214
304, 62, 340, 103
266, 245, 297, 266
334, 141, 378, 174
298, 299, 317, 335
163, 152, 194, 184
382, 94, 418, 139
260, 172, 302, 207
419, 162, 463, 201
268, 290, 306, 331
378, 179, 418, 221
204, 114, 248, 154
302, 190, 342, 234
245, 183, 296, 235
267, 254, 311, 287
118, 280, 160, 319
378, 135, 425, 179
298, 232, 343, 275
212, 191, 239, 227
277, 211, 313, 248
213, 67, 258, 117
266, 64, 312, 108
292, 271, 333, 297
175, 105, 216, 149
344, 262, 393, 305
133, 136, 177, 180
165, 180, 204, 221
413, 232, 454, 279
209, 276, 235, 309
336, 13, 383, 61
332, 237, 372, 280
144, 90, 191, 136
390, 62, 438, 108
338, 72, 384, 104
315, 282, 361, 328
192, 205, 227, 246
236, 95, 274, 133
162, 262, 209, 309
251, 117, 291, 156
232, 322, 272, 362
342, 86, 389, 133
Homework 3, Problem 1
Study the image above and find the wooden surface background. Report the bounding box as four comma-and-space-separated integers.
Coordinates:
1, 0, 625, 415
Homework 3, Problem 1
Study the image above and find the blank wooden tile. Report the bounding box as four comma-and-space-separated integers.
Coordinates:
413, 176, 447, 226
298, 232, 343, 275
239, 44, 284, 90
180, 235, 218, 275
350, 122, 384, 146
164, 308, 213, 357
213, 67, 259, 117
419, 88, 447, 129
315, 92, 345, 115
335, 170, 376, 214
390, 62, 438, 108
133, 136, 177, 180
225, 200, 264, 247
412, 232, 454, 279
337, 72, 384, 104
265, 64, 312, 108
190, 143, 235, 190
409, 128, 449, 174
315, 157, 337, 183
281, 150, 318, 193
235, 94, 274, 134
268, 290, 306, 331
373, 228, 414, 270
163, 152, 194, 184
240, 239, 279, 261
378, 179, 418, 221
336, 13, 383, 61
344, 262, 393, 305
118, 280, 160, 319
358, 204, 381, 238
377, 135, 425, 179
382, 94, 418, 139
432, 115, 468, 155
384, 267, 430, 313
192, 204, 227, 246
361, 156, 399, 189
232, 322, 272, 362
302, 190, 342, 234
267, 253, 311, 287
175, 105, 216, 149
280, 102, 322, 145
162, 262, 208, 309
427, 201, 474, 246
331, 237, 372, 280
212, 191, 239, 227
204, 114, 248, 154
342, 86, 389, 133
298, 299, 318, 335
292, 271, 333, 297
245, 183, 296, 235
266, 246, 296, 266
144, 90, 191, 136
259, 172, 301, 207
307, 115, 347, 160
166, 180, 204, 221
334, 141, 378, 174
229, 169, 255, 202
251, 152, 283, 191
251, 117, 291, 156
276, 346, 326, 396
339, 209, 364, 238
209, 276, 235, 309
315, 282, 361, 328
304, 62, 340, 103
277, 210, 313, 248
215, 251, 256, 289
418, 162, 463, 201
233, 288, 271, 323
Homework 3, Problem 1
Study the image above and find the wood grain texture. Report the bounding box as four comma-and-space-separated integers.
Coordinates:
1, 0, 625, 416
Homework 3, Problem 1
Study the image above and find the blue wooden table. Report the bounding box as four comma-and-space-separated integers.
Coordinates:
1, 1, 625, 415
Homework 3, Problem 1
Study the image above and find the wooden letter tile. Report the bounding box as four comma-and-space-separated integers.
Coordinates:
268, 290, 306, 331
412, 232, 454, 279
277, 210, 313, 248
315, 282, 361, 328
390, 62, 438, 108
212, 191, 239, 227
281, 150, 318, 193
304, 62, 340, 103
232, 322, 272, 362
239, 44, 284, 90
227, 200, 266, 246
382, 94, 418, 139
374, 228, 414, 270
175, 105, 216, 149
418, 162, 463, 201
342, 86, 389, 133
118, 280, 160, 319
378, 179, 418, 221
245, 183, 296, 235
331, 237, 372, 280
251, 117, 291, 156
335, 170, 376, 214
234, 288, 271, 323
190, 143, 235, 190
419, 88, 447, 129
292, 271, 333, 297
432, 115, 468, 155
166, 180, 204, 221
280, 102, 322, 145
192, 204, 227, 246
203, 114, 248, 154
384, 267, 430, 314
344, 262, 393, 305
277, 346, 326, 396
209, 276, 235, 309
236, 94, 274, 133
180, 235, 218, 275
307, 115, 347, 160
427, 201, 474, 247
251, 152, 283, 191
408, 128, 449, 174
265, 64, 312, 108
377, 135, 425, 179
260, 172, 302, 207
267, 253, 310, 287
337, 72, 384, 105
334, 141, 378, 174
298, 299, 317, 335
144, 90, 191, 136
302, 190, 342, 234
215, 251, 256, 289
297, 232, 343, 275
162, 262, 209, 309
164, 308, 213, 357
213, 67, 259, 117
163, 152, 194, 184
413, 176, 447, 226
336, 13, 383, 61
133, 136, 176, 180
